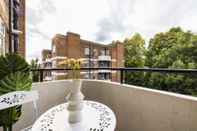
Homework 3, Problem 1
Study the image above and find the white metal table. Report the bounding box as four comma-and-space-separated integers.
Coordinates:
31, 100, 116, 131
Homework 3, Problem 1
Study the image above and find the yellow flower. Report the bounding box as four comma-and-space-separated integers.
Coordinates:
57, 58, 83, 79
59, 59, 67, 65
70, 58, 75, 62
58, 57, 68, 65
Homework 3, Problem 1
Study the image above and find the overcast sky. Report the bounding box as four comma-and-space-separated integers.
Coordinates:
26, 0, 197, 61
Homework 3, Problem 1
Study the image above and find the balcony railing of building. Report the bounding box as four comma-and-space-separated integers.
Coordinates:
31, 67, 197, 84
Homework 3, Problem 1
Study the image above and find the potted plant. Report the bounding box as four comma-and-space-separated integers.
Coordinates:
59, 58, 84, 123
0, 54, 32, 131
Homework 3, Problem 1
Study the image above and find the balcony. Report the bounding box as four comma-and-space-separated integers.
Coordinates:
98, 69, 111, 73
4, 79, 197, 131
98, 55, 111, 61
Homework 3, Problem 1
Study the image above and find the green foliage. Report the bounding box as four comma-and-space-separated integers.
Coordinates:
124, 27, 197, 96
146, 27, 197, 95
124, 33, 146, 86
30, 58, 40, 82
0, 72, 32, 94
0, 54, 32, 130
0, 106, 22, 128
0, 54, 30, 80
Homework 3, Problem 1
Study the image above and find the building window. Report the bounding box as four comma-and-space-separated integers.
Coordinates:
52, 60, 57, 68
99, 61, 110, 67
98, 73, 111, 80
84, 47, 90, 55
93, 49, 97, 57
12, 0, 20, 52
106, 49, 110, 55
100, 49, 105, 56
0, 18, 6, 55
52, 45, 56, 53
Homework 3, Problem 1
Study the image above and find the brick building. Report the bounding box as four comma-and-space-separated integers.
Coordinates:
42, 32, 124, 82
0, 0, 26, 57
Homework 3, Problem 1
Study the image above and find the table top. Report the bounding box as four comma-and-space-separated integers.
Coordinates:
31, 100, 116, 131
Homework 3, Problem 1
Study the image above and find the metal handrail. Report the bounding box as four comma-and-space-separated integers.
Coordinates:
31, 67, 197, 83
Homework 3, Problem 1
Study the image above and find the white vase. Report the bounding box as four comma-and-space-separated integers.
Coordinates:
67, 79, 84, 123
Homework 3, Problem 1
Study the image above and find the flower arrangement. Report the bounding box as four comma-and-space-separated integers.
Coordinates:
59, 58, 84, 123
59, 58, 83, 79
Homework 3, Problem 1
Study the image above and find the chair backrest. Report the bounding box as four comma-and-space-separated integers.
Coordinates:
0, 91, 39, 110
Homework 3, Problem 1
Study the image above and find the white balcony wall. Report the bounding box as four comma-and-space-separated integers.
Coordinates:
83, 80, 197, 131
0, 80, 197, 131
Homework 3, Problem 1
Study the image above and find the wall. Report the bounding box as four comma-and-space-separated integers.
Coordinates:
49, 32, 124, 82
12, 80, 73, 131
0, 0, 9, 54
52, 35, 67, 57
0, 0, 26, 57
2, 80, 196, 131
67, 32, 81, 58
0, 0, 8, 26
83, 80, 197, 131
18, 0, 26, 57
111, 42, 124, 82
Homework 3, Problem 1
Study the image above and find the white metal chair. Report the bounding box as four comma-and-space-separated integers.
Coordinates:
0, 91, 39, 131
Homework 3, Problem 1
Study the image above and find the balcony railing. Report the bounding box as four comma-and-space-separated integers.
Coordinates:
98, 55, 111, 61
31, 67, 197, 83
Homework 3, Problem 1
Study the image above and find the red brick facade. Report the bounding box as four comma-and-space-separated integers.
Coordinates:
18, 0, 26, 57
0, 0, 26, 57
42, 32, 124, 82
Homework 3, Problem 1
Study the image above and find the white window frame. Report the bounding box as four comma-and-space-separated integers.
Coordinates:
100, 49, 105, 56
106, 49, 110, 55
84, 47, 90, 55
0, 17, 6, 55
93, 49, 97, 56
52, 45, 56, 53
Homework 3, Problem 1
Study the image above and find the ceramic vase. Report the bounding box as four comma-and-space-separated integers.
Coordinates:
67, 79, 84, 123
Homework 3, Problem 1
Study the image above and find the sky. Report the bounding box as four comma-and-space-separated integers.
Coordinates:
26, 0, 197, 61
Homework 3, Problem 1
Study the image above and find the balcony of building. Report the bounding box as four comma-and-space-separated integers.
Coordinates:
0, 68, 196, 131
3, 79, 196, 131
98, 55, 111, 61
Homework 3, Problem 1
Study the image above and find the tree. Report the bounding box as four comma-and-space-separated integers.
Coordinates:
146, 27, 197, 95
124, 33, 146, 86
30, 58, 40, 82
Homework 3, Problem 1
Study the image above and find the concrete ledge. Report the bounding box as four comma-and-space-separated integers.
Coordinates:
0, 80, 196, 131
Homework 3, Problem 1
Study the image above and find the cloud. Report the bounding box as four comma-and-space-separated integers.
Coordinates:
41, 0, 56, 14
96, 0, 197, 42
27, 0, 56, 39
26, 0, 197, 60
26, 0, 57, 60
27, 8, 43, 25
27, 0, 56, 25
28, 26, 50, 40
96, 17, 126, 41
95, 0, 136, 41
27, 50, 40, 61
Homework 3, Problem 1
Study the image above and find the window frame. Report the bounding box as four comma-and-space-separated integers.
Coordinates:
0, 17, 6, 55
84, 47, 90, 56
